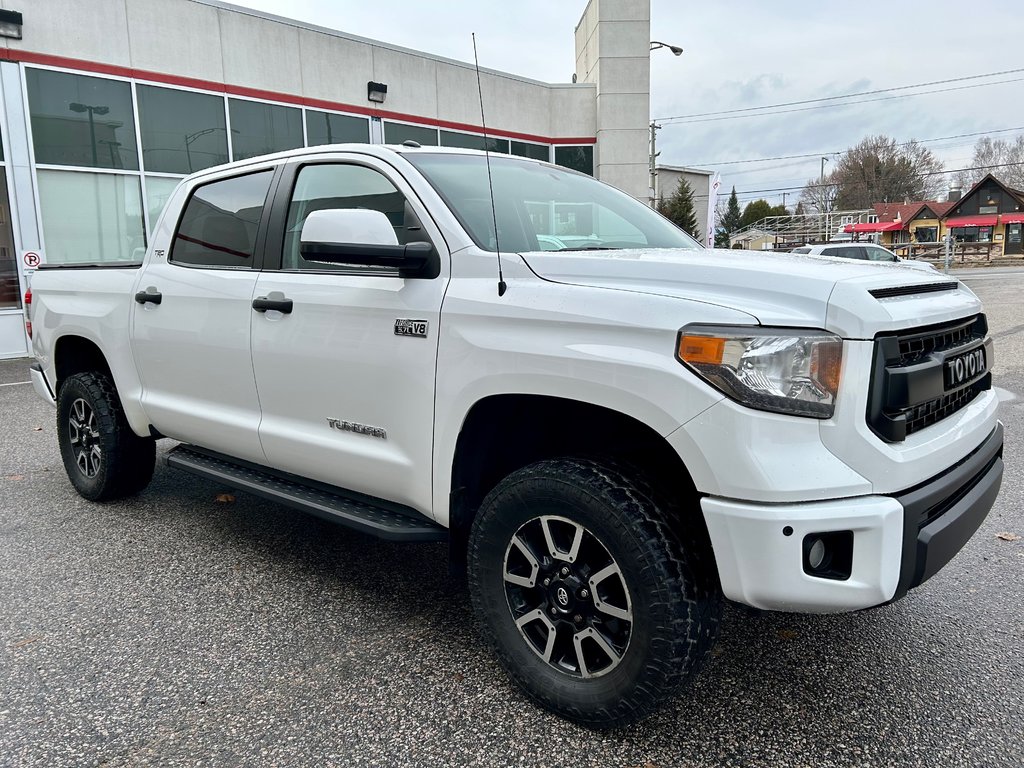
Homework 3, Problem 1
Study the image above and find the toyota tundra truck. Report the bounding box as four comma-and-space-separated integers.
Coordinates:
26, 144, 1003, 727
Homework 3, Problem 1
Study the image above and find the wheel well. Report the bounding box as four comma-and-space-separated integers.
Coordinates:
54, 336, 112, 394
449, 394, 704, 570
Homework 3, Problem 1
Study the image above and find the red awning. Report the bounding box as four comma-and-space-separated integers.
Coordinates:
849, 222, 889, 233
945, 215, 999, 227
1001, 212, 1024, 224
881, 221, 906, 231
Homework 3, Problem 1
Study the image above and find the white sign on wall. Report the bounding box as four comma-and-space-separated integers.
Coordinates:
21, 249, 44, 269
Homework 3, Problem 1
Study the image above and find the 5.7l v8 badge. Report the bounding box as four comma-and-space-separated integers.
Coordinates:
395, 319, 429, 338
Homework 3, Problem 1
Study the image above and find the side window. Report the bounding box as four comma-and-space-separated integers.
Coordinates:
170, 170, 274, 268
866, 247, 896, 262
283, 164, 425, 271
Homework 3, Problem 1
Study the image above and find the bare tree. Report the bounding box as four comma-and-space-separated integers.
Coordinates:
953, 136, 1024, 191
799, 172, 839, 214
829, 136, 945, 208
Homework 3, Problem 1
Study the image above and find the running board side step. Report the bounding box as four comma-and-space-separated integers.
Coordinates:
166, 445, 447, 543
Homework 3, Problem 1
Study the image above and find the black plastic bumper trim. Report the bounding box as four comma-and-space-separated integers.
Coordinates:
29, 361, 55, 401
891, 423, 1003, 600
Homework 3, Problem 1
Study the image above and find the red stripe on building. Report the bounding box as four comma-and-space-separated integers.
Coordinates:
0, 48, 596, 146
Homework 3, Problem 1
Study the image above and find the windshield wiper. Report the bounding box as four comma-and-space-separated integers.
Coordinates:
554, 246, 620, 252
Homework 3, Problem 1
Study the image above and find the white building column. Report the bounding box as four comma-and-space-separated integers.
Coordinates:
574, 0, 651, 201
0, 60, 39, 358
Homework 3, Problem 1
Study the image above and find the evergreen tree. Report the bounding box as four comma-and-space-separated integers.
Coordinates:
739, 199, 788, 229
716, 186, 743, 247
657, 177, 699, 238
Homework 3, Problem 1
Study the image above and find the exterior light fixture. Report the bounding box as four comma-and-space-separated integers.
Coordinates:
650, 41, 683, 56
0, 10, 23, 39
367, 81, 388, 104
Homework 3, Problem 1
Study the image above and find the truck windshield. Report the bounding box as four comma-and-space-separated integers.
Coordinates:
405, 152, 702, 253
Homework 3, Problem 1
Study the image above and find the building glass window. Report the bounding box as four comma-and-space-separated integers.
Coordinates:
37, 170, 146, 263
511, 141, 549, 161
554, 146, 593, 176
137, 85, 229, 174
26, 68, 139, 170
145, 176, 182, 232
306, 111, 370, 147
171, 170, 273, 268
383, 121, 438, 146
439, 130, 509, 153
913, 226, 937, 243
228, 99, 302, 161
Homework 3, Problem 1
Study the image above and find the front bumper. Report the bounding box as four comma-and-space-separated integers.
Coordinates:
702, 423, 1003, 613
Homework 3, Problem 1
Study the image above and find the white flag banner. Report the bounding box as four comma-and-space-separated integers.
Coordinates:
706, 172, 722, 248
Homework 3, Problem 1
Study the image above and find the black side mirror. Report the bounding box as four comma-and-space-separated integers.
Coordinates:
300, 240, 436, 278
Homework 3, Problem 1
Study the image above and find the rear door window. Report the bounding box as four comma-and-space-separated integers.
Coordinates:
864, 246, 896, 262
170, 170, 274, 268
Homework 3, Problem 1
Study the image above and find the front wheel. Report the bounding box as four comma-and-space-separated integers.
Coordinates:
468, 459, 721, 728
56, 372, 155, 501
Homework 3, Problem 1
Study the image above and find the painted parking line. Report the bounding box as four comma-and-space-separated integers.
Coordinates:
0, 381, 30, 388
995, 387, 1017, 402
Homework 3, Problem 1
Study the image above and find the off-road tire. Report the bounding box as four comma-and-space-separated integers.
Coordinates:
56, 372, 156, 501
468, 458, 721, 728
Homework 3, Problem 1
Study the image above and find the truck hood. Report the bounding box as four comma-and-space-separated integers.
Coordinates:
519, 248, 982, 338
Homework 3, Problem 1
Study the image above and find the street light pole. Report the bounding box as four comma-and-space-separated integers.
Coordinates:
648, 40, 684, 208
649, 121, 661, 208
69, 102, 110, 166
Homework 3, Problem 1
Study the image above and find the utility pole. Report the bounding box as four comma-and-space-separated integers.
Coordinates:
649, 121, 661, 208
819, 156, 830, 242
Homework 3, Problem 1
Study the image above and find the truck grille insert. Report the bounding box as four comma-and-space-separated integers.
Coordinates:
867, 315, 990, 442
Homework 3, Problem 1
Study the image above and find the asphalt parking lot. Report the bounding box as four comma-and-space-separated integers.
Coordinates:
2, 269, 1022, 768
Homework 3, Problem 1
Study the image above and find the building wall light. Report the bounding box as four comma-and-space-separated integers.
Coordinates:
0, 10, 22, 40
367, 81, 388, 104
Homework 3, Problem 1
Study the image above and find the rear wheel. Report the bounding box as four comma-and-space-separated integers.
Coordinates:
57, 372, 155, 501
468, 459, 721, 728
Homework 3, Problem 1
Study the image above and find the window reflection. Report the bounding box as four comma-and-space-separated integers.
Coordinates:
228, 99, 303, 161
27, 69, 139, 170
138, 85, 229, 174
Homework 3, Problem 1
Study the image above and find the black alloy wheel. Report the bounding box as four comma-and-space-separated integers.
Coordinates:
503, 514, 633, 678
469, 458, 721, 728
56, 372, 156, 501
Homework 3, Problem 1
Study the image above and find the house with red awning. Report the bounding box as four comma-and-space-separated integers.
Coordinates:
846, 174, 1024, 257
941, 174, 1024, 256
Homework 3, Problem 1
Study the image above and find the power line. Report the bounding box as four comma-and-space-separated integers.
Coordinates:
684, 159, 1024, 202
653, 68, 1024, 122
658, 78, 1024, 125
688, 127, 1024, 167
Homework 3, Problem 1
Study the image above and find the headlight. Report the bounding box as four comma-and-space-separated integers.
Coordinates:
676, 326, 843, 418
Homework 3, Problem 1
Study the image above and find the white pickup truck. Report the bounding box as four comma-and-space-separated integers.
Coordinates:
27, 145, 1003, 727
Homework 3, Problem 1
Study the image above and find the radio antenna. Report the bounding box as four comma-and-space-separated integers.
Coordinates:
472, 33, 507, 297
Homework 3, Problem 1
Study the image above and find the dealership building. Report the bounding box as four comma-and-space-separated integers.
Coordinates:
0, 0, 656, 358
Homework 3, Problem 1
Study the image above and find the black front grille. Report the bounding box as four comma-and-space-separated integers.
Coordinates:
867, 315, 991, 442
903, 378, 989, 436
896, 318, 977, 365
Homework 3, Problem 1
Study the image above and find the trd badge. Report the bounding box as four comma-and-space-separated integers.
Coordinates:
394, 319, 429, 338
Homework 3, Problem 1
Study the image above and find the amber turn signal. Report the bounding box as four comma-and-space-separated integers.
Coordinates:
810, 340, 843, 396
677, 335, 725, 365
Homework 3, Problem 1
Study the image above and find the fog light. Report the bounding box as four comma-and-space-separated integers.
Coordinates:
802, 530, 854, 581
807, 537, 827, 570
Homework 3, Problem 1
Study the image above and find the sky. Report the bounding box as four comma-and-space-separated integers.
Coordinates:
227, 0, 1024, 208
